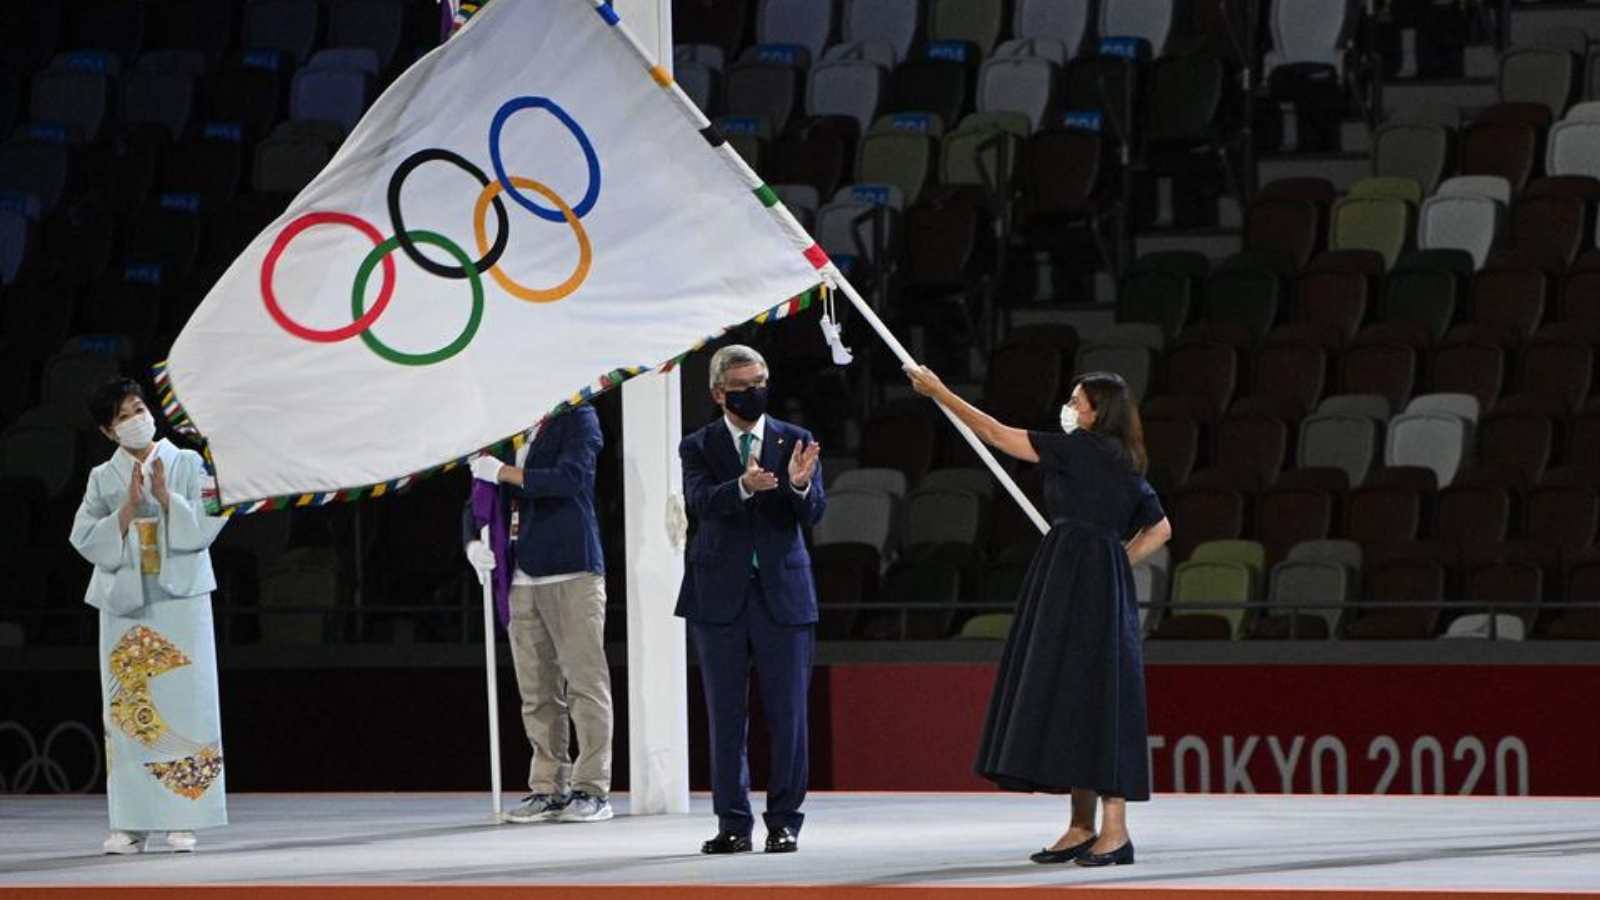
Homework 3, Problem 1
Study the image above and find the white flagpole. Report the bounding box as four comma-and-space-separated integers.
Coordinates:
478, 528, 504, 824
829, 273, 1051, 536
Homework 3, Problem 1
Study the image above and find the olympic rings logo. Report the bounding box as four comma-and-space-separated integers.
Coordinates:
0, 720, 103, 794
259, 96, 601, 367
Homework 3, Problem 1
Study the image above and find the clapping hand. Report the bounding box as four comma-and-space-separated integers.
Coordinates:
127, 463, 146, 509
150, 458, 170, 509
740, 452, 779, 494
788, 439, 821, 489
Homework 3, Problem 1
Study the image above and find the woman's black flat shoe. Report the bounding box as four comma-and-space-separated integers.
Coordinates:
1075, 841, 1135, 867
1029, 835, 1097, 864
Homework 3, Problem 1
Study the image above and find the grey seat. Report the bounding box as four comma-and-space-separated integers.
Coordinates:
41, 350, 122, 407
1404, 392, 1480, 423
1076, 343, 1154, 403
1013, 0, 1094, 58
1548, 120, 1600, 179
813, 488, 896, 554
1373, 123, 1452, 195
1385, 412, 1472, 487
121, 69, 195, 141
253, 132, 333, 195
1418, 193, 1503, 270
674, 44, 726, 72
1265, 0, 1358, 78
0, 424, 78, 500
1100, 0, 1177, 56
840, 0, 920, 66
724, 61, 801, 135
1288, 538, 1362, 571
920, 467, 994, 500
328, 0, 406, 72
1499, 46, 1574, 119
904, 487, 984, 549
0, 141, 69, 214
1316, 393, 1393, 421
0, 209, 29, 285
290, 67, 371, 136
676, 60, 718, 113
808, 59, 885, 134
1298, 413, 1382, 486
1438, 174, 1511, 205
831, 467, 909, 498
977, 56, 1057, 133
1266, 560, 1349, 637
1132, 561, 1168, 631
757, 0, 835, 62
137, 49, 209, 77
993, 37, 1071, 66
306, 48, 381, 78
30, 64, 112, 141
770, 183, 821, 227
243, 0, 319, 64
1534, 26, 1589, 59
1096, 322, 1166, 353
814, 194, 900, 271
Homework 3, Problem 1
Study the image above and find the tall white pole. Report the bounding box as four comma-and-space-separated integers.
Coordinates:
830, 275, 1050, 535
479, 568, 504, 823
617, 0, 692, 817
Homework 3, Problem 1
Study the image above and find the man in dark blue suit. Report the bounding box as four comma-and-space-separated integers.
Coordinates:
677, 344, 825, 855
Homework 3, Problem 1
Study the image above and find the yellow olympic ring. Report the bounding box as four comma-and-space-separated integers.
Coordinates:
473, 176, 592, 303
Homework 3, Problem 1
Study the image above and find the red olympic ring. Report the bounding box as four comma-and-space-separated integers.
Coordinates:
260, 212, 397, 343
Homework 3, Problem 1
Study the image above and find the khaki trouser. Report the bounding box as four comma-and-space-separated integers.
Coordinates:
506, 575, 613, 796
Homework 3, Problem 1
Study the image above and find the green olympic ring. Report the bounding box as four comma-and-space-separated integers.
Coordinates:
351, 230, 485, 367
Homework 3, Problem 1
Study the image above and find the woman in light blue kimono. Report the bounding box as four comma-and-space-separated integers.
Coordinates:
69, 378, 228, 855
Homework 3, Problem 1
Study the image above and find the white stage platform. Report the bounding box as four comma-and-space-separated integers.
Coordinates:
2, 792, 1598, 897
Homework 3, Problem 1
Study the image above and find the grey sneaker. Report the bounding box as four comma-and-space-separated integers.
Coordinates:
558, 791, 613, 823
504, 792, 570, 823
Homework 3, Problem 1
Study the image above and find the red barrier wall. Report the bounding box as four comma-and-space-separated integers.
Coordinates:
827, 665, 1600, 796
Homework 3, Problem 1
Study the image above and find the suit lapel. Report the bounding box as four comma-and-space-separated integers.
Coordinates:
709, 419, 743, 481
760, 418, 784, 480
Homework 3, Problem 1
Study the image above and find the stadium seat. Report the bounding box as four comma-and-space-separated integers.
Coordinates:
1543, 554, 1600, 639
983, 344, 1062, 431
724, 60, 802, 135
1499, 47, 1575, 119
1547, 117, 1600, 179
928, 0, 1006, 62
814, 185, 902, 275
1385, 412, 1471, 488
1379, 250, 1472, 345
1245, 199, 1321, 272
1212, 413, 1290, 492
1344, 559, 1444, 639
977, 55, 1057, 133
1437, 483, 1512, 548
290, 67, 370, 136
1469, 265, 1547, 340
1248, 343, 1327, 418
839, 0, 920, 67
1345, 482, 1425, 545
327, 0, 407, 73
121, 68, 195, 141
1460, 115, 1542, 193
1340, 344, 1416, 415
813, 488, 896, 557
31, 53, 118, 141
243, 0, 319, 65
1461, 561, 1543, 632
757, 0, 835, 63
1404, 392, 1481, 423
1349, 176, 1424, 204
0, 424, 78, 500
673, 0, 747, 60
1520, 338, 1593, 413
1418, 191, 1503, 270
1478, 410, 1555, 485
1167, 486, 1248, 564
677, 60, 719, 113
859, 410, 937, 485
1075, 343, 1154, 404
146, 0, 234, 68
1101, 0, 1178, 57
1256, 485, 1337, 564
1013, 0, 1093, 57
1373, 123, 1454, 196
1201, 261, 1283, 343
808, 59, 885, 136
1330, 197, 1413, 269
0, 209, 32, 286
1298, 412, 1381, 487
1164, 342, 1238, 420
1116, 251, 1207, 340
253, 128, 333, 196
67, 0, 147, 63
1015, 127, 1108, 248
1143, 414, 1200, 493
940, 113, 1027, 204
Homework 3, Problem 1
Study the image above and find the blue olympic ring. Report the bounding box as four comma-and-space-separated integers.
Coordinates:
490, 96, 601, 223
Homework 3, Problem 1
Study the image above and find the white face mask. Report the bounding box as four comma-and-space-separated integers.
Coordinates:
114, 411, 157, 451
1059, 404, 1080, 434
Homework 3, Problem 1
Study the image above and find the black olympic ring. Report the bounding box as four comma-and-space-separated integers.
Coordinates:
0, 720, 103, 794
387, 148, 511, 279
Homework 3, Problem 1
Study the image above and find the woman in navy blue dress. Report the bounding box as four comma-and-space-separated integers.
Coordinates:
906, 366, 1172, 868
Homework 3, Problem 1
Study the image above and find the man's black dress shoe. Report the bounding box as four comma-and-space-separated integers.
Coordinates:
764, 826, 799, 853
1075, 842, 1135, 867
1029, 835, 1096, 864
701, 832, 753, 854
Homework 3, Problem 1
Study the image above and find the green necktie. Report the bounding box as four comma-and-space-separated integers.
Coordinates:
739, 431, 759, 571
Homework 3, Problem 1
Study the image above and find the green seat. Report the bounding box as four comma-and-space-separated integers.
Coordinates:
1348, 176, 1425, 205
1116, 251, 1210, 339
1331, 197, 1413, 270
927, 0, 1006, 61
941, 121, 1022, 195
1383, 272, 1458, 342
1373, 124, 1454, 196
956, 613, 1014, 639
1204, 267, 1282, 342
958, 110, 1031, 137
859, 128, 937, 205
1166, 559, 1253, 639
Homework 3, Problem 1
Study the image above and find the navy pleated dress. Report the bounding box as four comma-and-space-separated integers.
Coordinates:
975, 429, 1165, 800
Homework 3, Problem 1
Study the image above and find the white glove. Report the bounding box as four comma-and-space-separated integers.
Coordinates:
466, 539, 497, 581
470, 455, 505, 484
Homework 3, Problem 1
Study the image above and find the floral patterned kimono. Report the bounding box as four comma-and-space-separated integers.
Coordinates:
69, 439, 228, 832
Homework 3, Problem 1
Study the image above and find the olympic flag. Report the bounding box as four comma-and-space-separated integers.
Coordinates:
159, 0, 827, 512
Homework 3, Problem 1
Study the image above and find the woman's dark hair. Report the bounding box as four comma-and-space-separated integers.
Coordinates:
1074, 371, 1148, 475
87, 377, 146, 430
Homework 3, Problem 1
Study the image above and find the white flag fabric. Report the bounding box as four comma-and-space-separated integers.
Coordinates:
159, 0, 825, 512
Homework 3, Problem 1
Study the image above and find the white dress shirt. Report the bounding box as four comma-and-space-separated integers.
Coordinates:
726, 414, 811, 500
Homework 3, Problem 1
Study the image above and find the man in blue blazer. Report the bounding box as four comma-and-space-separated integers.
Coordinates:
677, 344, 825, 855
463, 403, 613, 825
